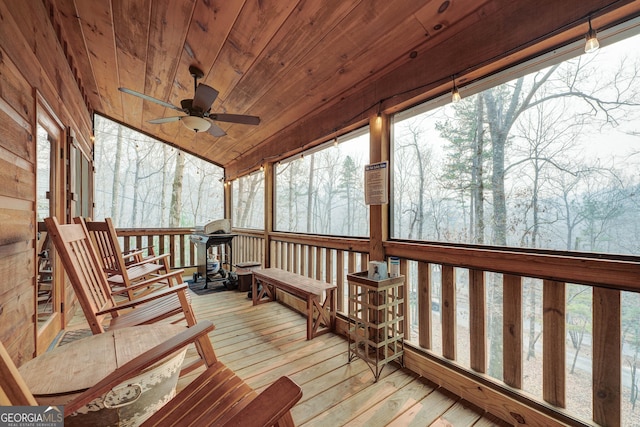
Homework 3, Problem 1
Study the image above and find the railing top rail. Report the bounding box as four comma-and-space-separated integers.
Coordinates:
116, 228, 196, 236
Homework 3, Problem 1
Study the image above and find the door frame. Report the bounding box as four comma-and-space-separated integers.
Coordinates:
35, 92, 66, 354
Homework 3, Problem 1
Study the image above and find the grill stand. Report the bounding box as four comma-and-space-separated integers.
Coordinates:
191, 233, 237, 289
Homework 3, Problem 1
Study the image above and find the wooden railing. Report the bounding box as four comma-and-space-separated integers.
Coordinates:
114, 226, 639, 426
115, 227, 197, 270
232, 229, 640, 427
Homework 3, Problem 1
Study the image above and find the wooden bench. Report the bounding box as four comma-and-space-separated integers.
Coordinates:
252, 268, 337, 340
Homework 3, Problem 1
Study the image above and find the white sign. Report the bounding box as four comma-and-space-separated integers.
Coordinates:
364, 161, 389, 205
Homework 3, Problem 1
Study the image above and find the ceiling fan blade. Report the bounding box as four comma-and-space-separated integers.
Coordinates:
148, 116, 182, 124
209, 113, 260, 125
207, 121, 227, 137
119, 87, 185, 112
193, 84, 219, 112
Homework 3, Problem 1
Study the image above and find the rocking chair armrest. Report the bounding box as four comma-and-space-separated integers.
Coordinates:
127, 252, 170, 268
109, 269, 185, 297
97, 283, 188, 315
63, 321, 215, 416
121, 248, 146, 260
216, 376, 302, 427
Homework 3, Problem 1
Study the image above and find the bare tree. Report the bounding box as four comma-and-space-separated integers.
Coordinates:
169, 151, 185, 227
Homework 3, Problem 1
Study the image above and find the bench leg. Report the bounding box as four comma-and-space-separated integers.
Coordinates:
309, 289, 336, 340
253, 277, 275, 305
306, 298, 313, 340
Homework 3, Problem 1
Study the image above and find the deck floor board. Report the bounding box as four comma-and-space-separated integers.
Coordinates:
181, 289, 507, 426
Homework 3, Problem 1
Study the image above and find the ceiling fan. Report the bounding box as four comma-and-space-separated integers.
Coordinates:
118, 65, 260, 137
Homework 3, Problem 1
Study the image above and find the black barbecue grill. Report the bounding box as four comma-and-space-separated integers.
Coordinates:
190, 231, 237, 289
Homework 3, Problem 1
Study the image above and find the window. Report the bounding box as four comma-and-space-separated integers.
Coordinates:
232, 171, 264, 230
392, 32, 640, 256
94, 115, 224, 227
275, 128, 370, 236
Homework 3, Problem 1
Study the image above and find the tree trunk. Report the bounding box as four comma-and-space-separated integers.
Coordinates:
169, 151, 185, 227
306, 154, 315, 232
112, 125, 123, 222
473, 93, 485, 244
161, 145, 169, 227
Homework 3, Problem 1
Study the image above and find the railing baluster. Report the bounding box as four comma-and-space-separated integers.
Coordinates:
503, 274, 522, 388
159, 234, 166, 260
316, 247, 322, 280
418, 261, 431, 349
469, 269, 486, 373
337, 249, 344, 313
168, 235, 176, 269
442, 265, 456, 360
178, 235, 185, 268
325, 249, 333, 285
593, 287, 621, 426
400, 258, 408, 341
543, 279, 565, 407
293, 243, 300, 274
307, 245, 313, 278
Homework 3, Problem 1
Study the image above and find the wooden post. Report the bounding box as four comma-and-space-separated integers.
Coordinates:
263, 163, 273, 268
368, 112, 389, 262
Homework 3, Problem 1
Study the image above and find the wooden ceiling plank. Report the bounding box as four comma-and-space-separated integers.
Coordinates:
205, 0, 299, 114
210, 0, 436, 164
113, 0, 152, 129
74, 0, 122, 119
218, 0, 363, 113
200, 0, 364, 160
140, 0, 195, 141
170, 0, 300, 160
165, 0, 247, 155
170, 0, 246, 108
51, 0, 102, 112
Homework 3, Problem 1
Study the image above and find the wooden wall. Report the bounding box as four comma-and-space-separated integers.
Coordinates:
0, 0, 93, 365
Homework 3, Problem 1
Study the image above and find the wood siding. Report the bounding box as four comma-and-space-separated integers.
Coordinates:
0, 0, 92, 365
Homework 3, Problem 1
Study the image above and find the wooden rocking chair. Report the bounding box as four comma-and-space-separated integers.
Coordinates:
43, 216, 215, 374
77, 217, 178, 301
1, 321, 302, 427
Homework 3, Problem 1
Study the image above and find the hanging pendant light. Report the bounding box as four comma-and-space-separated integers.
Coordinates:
584, 17, 600, 53
451, 76, 461, 103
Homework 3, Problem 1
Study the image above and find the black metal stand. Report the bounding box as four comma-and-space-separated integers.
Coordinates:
193, 234, 236, 289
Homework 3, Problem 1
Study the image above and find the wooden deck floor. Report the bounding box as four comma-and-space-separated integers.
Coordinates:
177, 288, 508, 427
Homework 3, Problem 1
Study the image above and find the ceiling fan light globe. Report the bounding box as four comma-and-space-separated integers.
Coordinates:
181, 116, 211, 133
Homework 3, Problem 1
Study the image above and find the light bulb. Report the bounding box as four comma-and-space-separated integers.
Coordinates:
452, 87, 461, 103
585, 19, 599, 53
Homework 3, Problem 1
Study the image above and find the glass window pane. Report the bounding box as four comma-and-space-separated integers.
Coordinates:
93, 115, 224, 227
232, 171, 264, 230
392, 33, 640, 257
275, 128, 370, 237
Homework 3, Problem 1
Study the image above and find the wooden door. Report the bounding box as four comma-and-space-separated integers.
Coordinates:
35, 97, 65, 354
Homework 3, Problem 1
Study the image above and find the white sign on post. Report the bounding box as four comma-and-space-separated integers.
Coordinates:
364, 161, 389, 205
